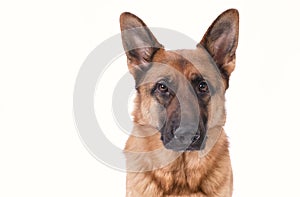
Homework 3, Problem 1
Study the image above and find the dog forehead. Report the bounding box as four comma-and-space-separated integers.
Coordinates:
174, 48, 218, 75
150, 48, 220, 80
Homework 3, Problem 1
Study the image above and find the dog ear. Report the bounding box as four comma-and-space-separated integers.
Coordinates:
120, 12, 164, 78
198, 9, 239, 79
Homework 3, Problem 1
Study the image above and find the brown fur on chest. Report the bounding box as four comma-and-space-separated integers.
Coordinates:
125, 128, 232, 196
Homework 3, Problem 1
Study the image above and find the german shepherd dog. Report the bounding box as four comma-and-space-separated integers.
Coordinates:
120, 9, 239, 197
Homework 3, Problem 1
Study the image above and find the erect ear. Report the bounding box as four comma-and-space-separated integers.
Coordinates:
198, 9, 239, 79
120, 12, 164, 79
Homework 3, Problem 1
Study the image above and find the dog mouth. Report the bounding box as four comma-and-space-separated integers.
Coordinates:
160, 127, 207, 152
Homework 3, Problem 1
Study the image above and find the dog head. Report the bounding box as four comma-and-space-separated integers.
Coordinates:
120, 9, 239, 151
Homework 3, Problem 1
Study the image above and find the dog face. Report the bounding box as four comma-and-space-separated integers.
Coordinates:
120, 10, 239, 151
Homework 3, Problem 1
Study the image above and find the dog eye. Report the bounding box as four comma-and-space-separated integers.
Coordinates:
198, 81, 209, 93
157, 83, 168, 93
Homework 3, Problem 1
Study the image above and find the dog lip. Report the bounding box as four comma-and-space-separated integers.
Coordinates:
191, 135, 201, 143
164, 144, 201, 152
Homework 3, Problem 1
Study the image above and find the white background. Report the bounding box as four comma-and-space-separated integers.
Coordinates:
1, 0, 300, 196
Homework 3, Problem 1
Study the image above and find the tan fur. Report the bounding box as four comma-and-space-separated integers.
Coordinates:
124, 48, 233, 196
125, 127, 232, 197
120, 9, 239, 197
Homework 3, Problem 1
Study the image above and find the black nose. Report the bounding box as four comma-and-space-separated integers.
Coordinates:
163, 126, 206, 151
174, 133, 200, 144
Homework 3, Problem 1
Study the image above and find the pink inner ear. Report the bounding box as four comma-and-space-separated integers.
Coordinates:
213, 33, 230, 66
